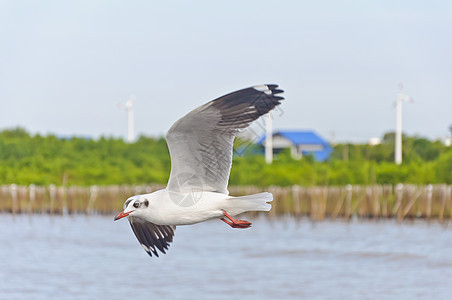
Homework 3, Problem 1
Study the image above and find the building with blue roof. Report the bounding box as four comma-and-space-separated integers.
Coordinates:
258, 130, 332, 161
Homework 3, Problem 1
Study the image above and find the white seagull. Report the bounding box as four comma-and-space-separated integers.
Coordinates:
114, 84, 284, 257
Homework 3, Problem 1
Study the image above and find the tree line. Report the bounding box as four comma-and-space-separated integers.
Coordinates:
0, 128, 451, 186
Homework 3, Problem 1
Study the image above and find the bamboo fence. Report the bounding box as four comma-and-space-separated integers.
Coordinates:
1, 184, 451, 221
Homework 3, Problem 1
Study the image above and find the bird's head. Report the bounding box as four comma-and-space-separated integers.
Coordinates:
114, 196, 149, 221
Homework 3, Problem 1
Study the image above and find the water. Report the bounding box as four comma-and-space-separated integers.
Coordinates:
1, 215, 451, 299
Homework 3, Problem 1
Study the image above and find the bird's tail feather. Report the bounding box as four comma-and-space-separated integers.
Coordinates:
227, 192, 273, 215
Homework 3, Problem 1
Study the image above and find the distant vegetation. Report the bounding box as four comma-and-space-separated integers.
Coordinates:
0, 128, 451, 186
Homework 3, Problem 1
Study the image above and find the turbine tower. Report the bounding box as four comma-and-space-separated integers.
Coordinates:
265, 112, 273, 164
448, 124, 452, 146
394, 84, 413, 165
118, 96, 135, 143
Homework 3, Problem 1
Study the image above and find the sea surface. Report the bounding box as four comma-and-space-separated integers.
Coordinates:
1, 214, 451, 299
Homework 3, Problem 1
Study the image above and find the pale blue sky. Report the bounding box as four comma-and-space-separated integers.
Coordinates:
1, 0, 451, 142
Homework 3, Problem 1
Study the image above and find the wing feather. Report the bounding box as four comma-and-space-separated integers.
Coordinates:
165, 84, 284, 194
129, 217, 176, 257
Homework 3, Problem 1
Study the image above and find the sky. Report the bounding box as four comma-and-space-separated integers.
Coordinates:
1, 0, 451, 143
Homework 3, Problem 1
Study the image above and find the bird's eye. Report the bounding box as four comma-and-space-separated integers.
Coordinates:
133, 202, 140, 208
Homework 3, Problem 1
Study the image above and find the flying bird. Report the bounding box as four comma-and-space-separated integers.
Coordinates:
114, 84, 284, 257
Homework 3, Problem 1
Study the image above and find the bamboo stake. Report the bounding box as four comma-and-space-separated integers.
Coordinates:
58, 186, 67, 215
372, 185, 382, 218
439, 184, 447, 222
310, 188, 316, 220
331, 187, 346, 219
401, 187, 421, 220
28, 184, 36, 215
345, 184, 352, 219
322, 187, 328, 220
365, 186, 372, 218
352, 186, 366, 217
292, 185, 301, 217
49, 184, 56, 215
426, 184, 433, 219
86, 185, 98, 215
381, 185, 390, 217
393, 184, 404, 219
447, 186, 452, 220
10, 184, 18, 215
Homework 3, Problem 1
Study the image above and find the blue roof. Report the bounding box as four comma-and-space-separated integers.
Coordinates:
258, 130, 329, 146
257, 130, 332, 162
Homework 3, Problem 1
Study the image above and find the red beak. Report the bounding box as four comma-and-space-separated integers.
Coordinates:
114, 211, 132, 221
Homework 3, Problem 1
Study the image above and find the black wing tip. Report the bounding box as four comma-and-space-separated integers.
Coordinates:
212, 83, 285, 119
266, 83, 279, 89
253, 84, 285, 97
142, 241, 170, 258
140, 243, 159, 257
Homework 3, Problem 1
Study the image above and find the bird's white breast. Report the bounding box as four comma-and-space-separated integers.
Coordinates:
141, 189, 229, 226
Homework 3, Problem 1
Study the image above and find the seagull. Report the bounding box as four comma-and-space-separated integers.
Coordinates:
114, 84, 284, 257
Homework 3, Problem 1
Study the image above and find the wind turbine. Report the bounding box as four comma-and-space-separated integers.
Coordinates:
117, 96, 135, 143
394, 84, 413, 165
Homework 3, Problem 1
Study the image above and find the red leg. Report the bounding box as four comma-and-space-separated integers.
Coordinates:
221, 210, 252, 229
220, 218, 234, 226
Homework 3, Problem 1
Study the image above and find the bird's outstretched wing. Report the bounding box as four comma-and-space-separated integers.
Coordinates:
129, 216, 176, 257
165, 84, 284, 194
